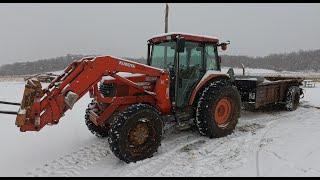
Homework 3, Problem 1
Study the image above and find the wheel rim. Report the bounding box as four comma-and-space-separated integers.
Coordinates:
214, 98, 232, 126
128, 122, 150, 146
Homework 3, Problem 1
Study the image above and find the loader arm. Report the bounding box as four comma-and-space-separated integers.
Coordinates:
16, 56, 170, 132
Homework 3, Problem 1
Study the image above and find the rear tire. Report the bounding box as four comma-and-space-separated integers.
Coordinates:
85, 100, 109, 138
108, 104, 163, 163
285, 86, 300, 111
195, 79, 241, 138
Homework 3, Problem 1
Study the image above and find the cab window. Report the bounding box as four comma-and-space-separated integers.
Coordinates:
205, 44, 219, 71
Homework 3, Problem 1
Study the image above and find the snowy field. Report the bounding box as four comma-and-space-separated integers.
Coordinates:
0, 75, 320, 176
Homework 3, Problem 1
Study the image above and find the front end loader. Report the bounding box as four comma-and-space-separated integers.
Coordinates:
1, 33, 241, 163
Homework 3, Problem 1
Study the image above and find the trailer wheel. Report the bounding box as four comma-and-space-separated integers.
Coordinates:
85, 100, 109, 138
285, 86, 300, 111
108, 104, 163, 163
195, 80, 241, 138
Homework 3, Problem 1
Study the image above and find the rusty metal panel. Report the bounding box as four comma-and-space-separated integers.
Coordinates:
255, 84, 280, 108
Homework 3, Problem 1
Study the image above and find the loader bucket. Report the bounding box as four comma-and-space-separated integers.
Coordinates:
15, 78, 43, 128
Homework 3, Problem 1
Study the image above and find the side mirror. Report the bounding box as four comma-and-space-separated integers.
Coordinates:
219, 40, 230, 51
221, 44, 228, 51
176, 37, 185, 53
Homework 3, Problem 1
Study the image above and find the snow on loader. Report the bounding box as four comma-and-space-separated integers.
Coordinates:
0, 33, 303, 163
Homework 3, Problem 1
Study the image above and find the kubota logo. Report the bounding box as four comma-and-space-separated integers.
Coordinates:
119, 61, 135, 68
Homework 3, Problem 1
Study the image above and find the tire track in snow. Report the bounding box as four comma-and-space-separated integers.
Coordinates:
263, 149, 320, 175
255, 107, 311, 177
25, 106, 314, 177
120, 131, 203, 177
25, 139, 110, 177
154, 114, 279, 176
122, 126, 254, 176
114, 110, 297, 176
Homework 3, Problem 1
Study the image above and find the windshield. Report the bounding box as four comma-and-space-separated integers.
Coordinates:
150, 41, 176, 70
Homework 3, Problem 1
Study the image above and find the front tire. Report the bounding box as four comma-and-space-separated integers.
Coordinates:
108, 104, 163, 163
85, 100, 109, 138
195, 80, 241, 138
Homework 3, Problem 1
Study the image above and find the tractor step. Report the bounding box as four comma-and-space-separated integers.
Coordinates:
176, 120, 193, 131
162, 114, 194, 132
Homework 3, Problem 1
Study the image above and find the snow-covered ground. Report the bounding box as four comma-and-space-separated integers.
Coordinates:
0, 75, 320, 176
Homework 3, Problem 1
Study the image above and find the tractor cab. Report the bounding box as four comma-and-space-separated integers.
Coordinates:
147, 32, 229, 108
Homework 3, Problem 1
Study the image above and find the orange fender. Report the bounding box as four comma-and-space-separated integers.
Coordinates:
188, 71, 230, 106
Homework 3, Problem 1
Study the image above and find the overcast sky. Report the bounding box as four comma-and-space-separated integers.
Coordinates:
0, 3, 319, 65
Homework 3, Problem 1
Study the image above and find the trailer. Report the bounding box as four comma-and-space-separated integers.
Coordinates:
234, 75, 304, 111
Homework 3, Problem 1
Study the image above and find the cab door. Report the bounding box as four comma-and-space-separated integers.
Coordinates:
176, 41, 205, 108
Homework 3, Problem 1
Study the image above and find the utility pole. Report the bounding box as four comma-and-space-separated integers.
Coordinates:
165, 3, 169, 33
163, 3, 169, 68
164, 4, 169, 68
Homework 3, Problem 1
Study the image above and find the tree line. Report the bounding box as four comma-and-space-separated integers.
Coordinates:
221, 49, 320, 72
0, 49, 319, 76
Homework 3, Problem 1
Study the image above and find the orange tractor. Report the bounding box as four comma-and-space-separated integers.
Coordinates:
2, 33, 242, 163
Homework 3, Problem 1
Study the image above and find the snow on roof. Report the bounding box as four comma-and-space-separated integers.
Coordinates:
150, 32, 219, 40
149, 32, 219, 43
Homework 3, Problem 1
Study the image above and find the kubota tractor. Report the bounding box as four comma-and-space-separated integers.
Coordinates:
4, 33, 241, 163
